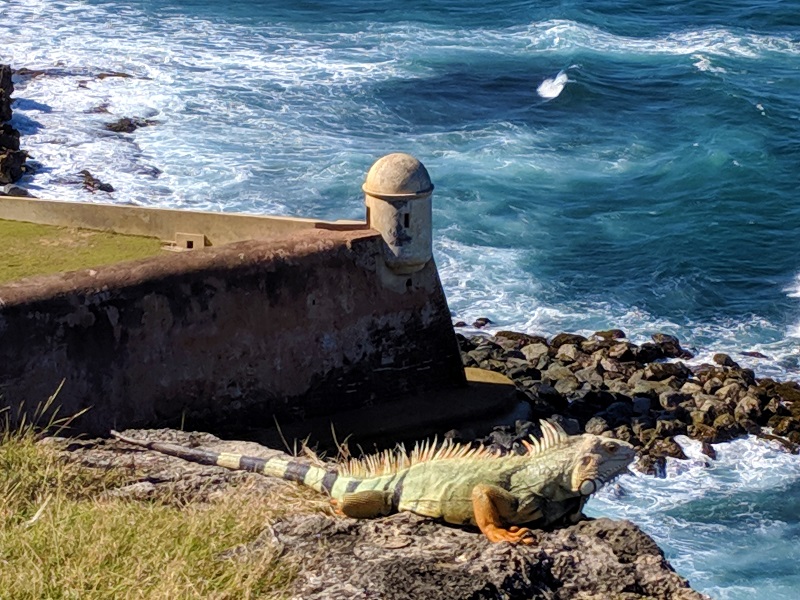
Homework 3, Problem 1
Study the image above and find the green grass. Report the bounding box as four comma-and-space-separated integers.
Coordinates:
0, 405, 323, 599
0, 219, 163, 284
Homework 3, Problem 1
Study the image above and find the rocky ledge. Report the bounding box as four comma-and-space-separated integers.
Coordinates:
0, 64, 28, 187
458, 329, 800, 474
65, 430, 709, 600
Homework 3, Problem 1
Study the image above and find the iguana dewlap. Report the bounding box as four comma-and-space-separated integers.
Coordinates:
111, 421, 635, 544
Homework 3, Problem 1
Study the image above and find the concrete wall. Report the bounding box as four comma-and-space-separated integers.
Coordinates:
0, 196, 365, 246
0, 228, 466, 435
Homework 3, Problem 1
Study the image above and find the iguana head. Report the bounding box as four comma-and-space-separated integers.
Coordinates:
568, 435, 636, 496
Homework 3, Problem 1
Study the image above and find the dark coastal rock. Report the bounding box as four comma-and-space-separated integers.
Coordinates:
0, 149, 27, 184
713, 353, 740, 368
96, 71, 133, 80
550, 332, 588, 350
593, 328, 626, 341
1, 64, 28, 183
0, 123, 20, 151
0, 183, 33, 197
12, 67, 47, 79
495, 330, 549, 347
459, 328, 800, 460
643, 362, 692, 382
105, 116, 157, 133
86, 102, 111, 114
651, 333, 694, 359
473, 316, 493, 328
79, 169, 114, 193
0, 64, 13, 122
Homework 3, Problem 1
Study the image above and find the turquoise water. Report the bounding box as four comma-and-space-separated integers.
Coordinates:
3, 1, 800, 596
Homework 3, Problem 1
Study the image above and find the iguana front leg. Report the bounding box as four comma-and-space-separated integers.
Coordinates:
471, 484, 540, 544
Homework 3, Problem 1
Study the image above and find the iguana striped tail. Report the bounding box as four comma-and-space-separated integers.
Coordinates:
109, 430, 345, 495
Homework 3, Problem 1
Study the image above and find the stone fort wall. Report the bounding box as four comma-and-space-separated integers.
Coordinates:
0, 154, 467, 436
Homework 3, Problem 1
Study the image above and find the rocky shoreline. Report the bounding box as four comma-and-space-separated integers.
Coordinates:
0, 63, 156, 198
457, 327, 799, 475
0, 63, 29, 193
67, 325, 800, 599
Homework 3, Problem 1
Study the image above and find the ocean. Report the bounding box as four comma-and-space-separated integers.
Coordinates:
2, 0, 799, 596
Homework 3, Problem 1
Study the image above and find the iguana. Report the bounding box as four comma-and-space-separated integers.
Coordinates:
110, 421, 635, 544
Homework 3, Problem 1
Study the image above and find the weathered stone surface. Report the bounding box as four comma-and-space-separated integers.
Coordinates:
1, 231, 466, 436
522, 342, 550, 363
79, 169, 114, 192
496, 331, 548, 347
644, 362, 691, 382
555, 343, 581, 363
267, 514, 708, 600
651, 333, 694, 359
609, 342, 637, 361
593, 328, 626, 341
0, 148, 26, 183
713, 353, 739, 368
459, 329, 800, 458
105, 116, 157, 133
0, 64, 13, 122
0, 183, 32, 197
0, 123, 20, 150
574, 365, 604, 386
550, 332, 588, 349
584, 416, 609, 435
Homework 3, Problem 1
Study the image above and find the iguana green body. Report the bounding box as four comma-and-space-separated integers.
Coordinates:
111, 421, 635, 543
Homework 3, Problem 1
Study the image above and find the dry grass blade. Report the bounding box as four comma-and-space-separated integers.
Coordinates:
1, 396, 312, 598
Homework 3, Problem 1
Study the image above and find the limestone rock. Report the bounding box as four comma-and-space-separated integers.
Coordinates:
522, 342, 550, 363
267, 513, 708, 600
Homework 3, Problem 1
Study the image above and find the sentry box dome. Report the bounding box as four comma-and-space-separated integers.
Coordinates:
363, 153, 434, 275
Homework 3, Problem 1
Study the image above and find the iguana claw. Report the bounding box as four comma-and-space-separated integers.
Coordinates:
484, 524, 535, 545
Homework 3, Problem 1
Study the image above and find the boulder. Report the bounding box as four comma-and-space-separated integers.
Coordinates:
0, 183, 33, 197
550, 332, 588, 349
495, 331, 548, 347
651, 333, 694, 359
0, 64, 12, 122
555, 343, 581, 363
643, 362, 692, 382
104, 116, 157, 133
712, 353, 739, 368
269, 513, 709, 600
79, 169, 114, 193
0, 123, 20, 150
0, 149, 26, 184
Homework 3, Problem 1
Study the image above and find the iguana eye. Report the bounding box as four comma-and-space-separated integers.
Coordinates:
603, 443, 618, 453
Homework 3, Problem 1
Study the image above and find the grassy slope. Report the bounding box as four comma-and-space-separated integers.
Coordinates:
0, 219, 163, 284
0, 426, 322, 599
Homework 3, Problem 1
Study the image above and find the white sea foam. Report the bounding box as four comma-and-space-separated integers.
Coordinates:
588, 435, 800, 598
3, 0, 798, 213
536, 70, 569, 99
525, 19, 800, 59
784, 273, 800, 299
